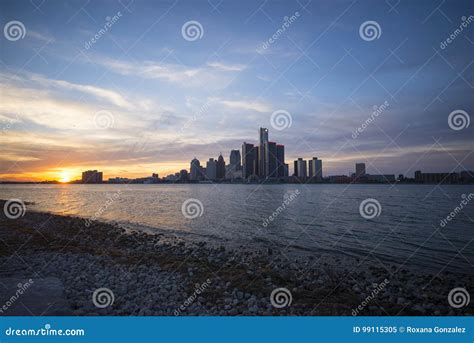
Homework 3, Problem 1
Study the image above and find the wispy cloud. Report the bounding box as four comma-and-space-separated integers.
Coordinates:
217, 99, 271, 113
90, 56, 244, 90
206, 61, 246, 72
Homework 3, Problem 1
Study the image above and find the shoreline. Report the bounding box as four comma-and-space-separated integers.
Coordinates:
1, 182, 473, 185
0, 200, 472, 316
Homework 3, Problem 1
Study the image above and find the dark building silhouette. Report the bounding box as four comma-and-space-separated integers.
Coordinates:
190, 158, 203, 181
265, 141, 277, 177
179, 169, 188, 182
229, 150, 241, 170
294, 158, 307, 179
355, 163, 366, 178
259, 128, 269, 178
242, 142, 257, 179
242, 128, 285, 180
254, 146, 260, 176
460, 171, 474, 182
82, 170, 103, 184
414, 171, 458, 184
216, 154, 226, 179
276, 144, 285, 178
206, 158, 217, 180
308, 157, 323, 181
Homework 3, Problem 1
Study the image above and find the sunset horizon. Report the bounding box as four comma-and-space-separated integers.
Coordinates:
1, 1, 473, 182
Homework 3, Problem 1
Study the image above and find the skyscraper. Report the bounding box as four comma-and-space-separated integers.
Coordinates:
265, 141, 277, 177
294, 158, 307, 179
308, 157, 323, 181
355, 163, 366, 179
259, 128, 269, 178
216, 154, 226, 179
190, 158, 201, 181
242, 142, 257, 179
179, 169, 188, 182
206, 158, 217, 180
82, 170, 103, 184
276, 144, 285, 178
229, 150, 241, 170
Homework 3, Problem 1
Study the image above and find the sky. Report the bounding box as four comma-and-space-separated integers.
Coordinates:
0, 0, 473, 181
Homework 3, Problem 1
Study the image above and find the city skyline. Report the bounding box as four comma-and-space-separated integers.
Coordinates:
5, 126, 473, 184
1, 1, 473, 182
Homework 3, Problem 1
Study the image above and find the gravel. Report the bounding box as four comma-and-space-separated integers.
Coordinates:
0, 200, 472, 316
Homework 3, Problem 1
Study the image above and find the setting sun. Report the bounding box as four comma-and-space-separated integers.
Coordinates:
59, 171, 71, 183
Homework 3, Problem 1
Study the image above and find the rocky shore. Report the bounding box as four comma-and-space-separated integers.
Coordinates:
0, 200, 472, 316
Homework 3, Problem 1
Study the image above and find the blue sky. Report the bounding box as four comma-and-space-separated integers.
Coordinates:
0, 0, 473, 181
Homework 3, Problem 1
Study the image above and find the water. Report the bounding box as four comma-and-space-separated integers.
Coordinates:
1, 184, 473, 274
